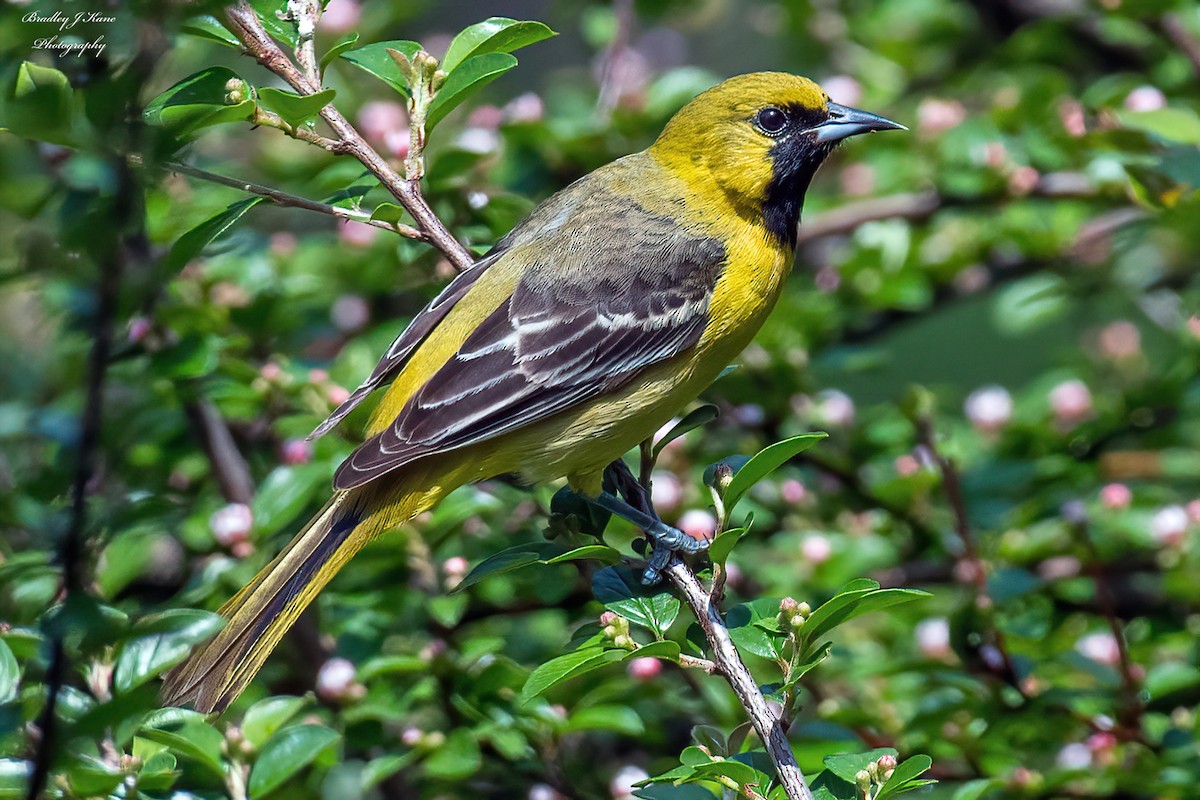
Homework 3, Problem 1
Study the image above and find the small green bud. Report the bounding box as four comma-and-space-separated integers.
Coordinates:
855, 769, 871, 788
432, 69, 448, 91
796, 601, 811, 617
223, 78, 248, 105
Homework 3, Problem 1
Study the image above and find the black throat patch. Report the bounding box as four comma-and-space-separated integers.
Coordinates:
762, 105, 835, 248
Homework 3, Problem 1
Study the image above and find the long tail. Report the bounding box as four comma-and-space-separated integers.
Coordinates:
162, 478, 451, 714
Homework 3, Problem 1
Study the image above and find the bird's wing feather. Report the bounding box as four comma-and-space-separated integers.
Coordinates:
333, 205, 725, 490
308, 249, 507, 440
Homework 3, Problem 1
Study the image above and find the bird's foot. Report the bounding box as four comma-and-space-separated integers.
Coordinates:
593, 491, 710, 584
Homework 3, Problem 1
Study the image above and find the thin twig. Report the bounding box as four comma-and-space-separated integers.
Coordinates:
158, 158, 426, 239
25, 157, 129, 800
251, 106, 346, 152
664, 558, 814, 800
222, 1, 475, 272
184, 399, 255, 505
913, 413, 1025, 696
678, 653, 721, 674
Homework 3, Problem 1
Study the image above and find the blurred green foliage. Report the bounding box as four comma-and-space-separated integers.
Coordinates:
2, 0, 1200, 798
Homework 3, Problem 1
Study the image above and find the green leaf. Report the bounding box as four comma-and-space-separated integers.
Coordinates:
811, 769, 857, 800
592, 566, 680, 634
113, 610, 224, 692
181, 16, 240, 48
242, 696, 309, 749
361, 753, 417, 790
455, 541, 619, 593
0, 639, 17, 703
1116, 108, 1200, 145
876, 755, 935, 800
340, 41, 421, 95
2, 61, 75, 145
249, 0, 299, 48
139, 708, 226, 778
427, 53, 518, 130
320, 33, 360, 74
950, 778, 1001, 800
723, 433, 828, 514
369, 203, 408, 224
256, 87, 336, 129
248, 724, 340, 798
800, 582, 930, 648
543, 544, 621, 565
251, 465, 328, 537
654, 405, 720, 458
521, 646, 625, 702
143, 67, 256, 138
565, 704, 644, 735
785, 641, 832, 686
822, 749, 897, 783
628, 640, 681, 662
709, 525, 749, 566
441, 18, 557, 73
423, 729, 481, 780
726, 598, 788, 660
690, 759, 762, 787
456, 542, 567, 592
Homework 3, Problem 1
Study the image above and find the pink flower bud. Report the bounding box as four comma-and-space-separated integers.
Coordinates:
338, 219, 379, 248
780, 478, 807, 504
840, 162, 876, 196
327, 385, 351, 406
467, 104, 504, 129
1187, 500, 1200, 524
1150, 505, 1189, 546
400, 726, 423, 747
1099, 483, 1132, 510
210, 503, 253, 546
876, 754, 898, 771
1075, 631, 1120, 666
1049, 380, 1094, 429
1057, 742, 1092, 769
917, 98, 966, 135
308, 368, 329, 384
269, 232, 297, 257
822, 75, 863, 107
780, 597, 797, 613
504, 93, 544, 124
599, 611, 618, 626
915, 617, 952, 659
280, 438, 312, 465
127, 316, 152, 343
442, 556, 468, 589
965, 386, 1013, 433
1187, 315, 1200, 339
331, 294, 371, 332
816, 389, 855, 428
677, 510, 717, 542
1098, 320, 1141, 360
894, 454, 920, 477
316, 657, 357, 700
1059, 99, 1086, 137
1124, 85, 1166, 112
610, 766, 649, 800
801, 534, 833, 565
1007, 165, 1040, 195
649, 472, 683, 513
626, 657, 662, 682
260, 363, 283, 381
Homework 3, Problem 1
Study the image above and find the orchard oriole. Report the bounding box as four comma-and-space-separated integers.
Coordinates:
163, 72, 903, 712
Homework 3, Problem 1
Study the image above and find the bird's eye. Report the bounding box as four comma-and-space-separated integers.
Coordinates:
755, 107, 789, 135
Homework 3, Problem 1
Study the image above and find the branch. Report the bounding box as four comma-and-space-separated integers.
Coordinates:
184, 398, 255, 505
159, 158, 426, 239
287, 0, 321, 85
222, 1, 475, 271
25, 158, 129, 800
664, 557, 814, 800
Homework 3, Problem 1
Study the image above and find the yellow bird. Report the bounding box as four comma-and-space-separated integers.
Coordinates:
163, 72, 903, 713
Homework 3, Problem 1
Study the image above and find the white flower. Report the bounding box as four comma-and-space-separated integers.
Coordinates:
210, 503, 252, 546
610, 765, 649, 799
915, 617, 952, 659
1150, 505, 1189, 546
964, 386, 1012, 433
1075, 631, 1120, 666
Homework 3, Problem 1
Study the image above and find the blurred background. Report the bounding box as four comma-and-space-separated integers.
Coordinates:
2, 0, 1200, 798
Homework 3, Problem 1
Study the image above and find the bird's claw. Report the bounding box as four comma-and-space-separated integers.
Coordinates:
639, 520, 711, 585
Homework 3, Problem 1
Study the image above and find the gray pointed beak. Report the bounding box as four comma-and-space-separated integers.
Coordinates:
813, 102, 906, 143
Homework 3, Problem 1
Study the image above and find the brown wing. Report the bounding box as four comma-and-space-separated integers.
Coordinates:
333, 221, 725, 491
308, 248, 506, 440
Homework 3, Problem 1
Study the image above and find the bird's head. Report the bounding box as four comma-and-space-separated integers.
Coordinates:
651, 72, 904, 246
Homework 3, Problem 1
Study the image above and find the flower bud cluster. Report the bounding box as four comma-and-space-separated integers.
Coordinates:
854, 754, 898, 799
600, 611, 635, 650
778, 597, 812, 631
